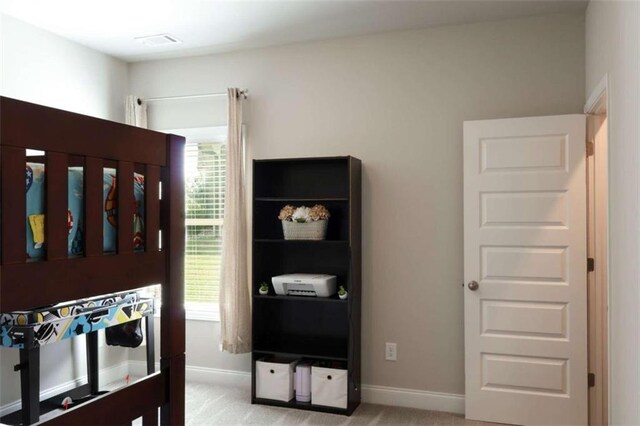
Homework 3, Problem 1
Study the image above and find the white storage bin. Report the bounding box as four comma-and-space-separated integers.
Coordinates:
311, 366, 348, 409
256, 359, 297, 402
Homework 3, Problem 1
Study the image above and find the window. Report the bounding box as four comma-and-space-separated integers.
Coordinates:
159, 126, 228, 321
185, 141, 226, 312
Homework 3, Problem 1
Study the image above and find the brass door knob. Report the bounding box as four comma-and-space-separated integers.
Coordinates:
468, 281, 479, 291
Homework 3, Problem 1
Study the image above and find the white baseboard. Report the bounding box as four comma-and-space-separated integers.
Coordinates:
2, 360, 464, 418
127, 360, 160, 377
187, 365, 252, 389
129, 361, 252, 390
360, 384, 464, 414
0, 361, 129, 418
129, 361, 464, 414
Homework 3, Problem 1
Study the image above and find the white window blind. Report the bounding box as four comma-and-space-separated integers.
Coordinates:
185, 141, 226, 304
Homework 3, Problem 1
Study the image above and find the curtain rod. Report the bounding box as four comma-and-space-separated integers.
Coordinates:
138, 89, 248, 105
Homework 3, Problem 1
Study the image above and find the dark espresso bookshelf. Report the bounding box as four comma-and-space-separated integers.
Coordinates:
251, 156, 362, 416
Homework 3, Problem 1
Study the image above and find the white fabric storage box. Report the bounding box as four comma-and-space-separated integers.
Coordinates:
256, 359, 297, 402
311, 366, 348, 409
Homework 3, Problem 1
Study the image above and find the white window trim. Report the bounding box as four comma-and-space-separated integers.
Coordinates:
163, 126, 227, 321
152, 301, 220, 322
185, 302, 220, 322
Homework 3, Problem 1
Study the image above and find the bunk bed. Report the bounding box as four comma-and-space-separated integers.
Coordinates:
0, 96, 186, 425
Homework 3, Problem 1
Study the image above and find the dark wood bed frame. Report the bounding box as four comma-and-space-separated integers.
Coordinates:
0, 96, 186, 425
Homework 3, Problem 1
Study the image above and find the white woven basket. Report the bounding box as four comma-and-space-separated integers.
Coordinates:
282, 220, 328, 240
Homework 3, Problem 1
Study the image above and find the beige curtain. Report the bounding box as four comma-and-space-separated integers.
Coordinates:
125, 95, 148, 128
220, 88, 251, 353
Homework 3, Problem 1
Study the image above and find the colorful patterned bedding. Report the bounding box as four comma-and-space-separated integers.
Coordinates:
0, 291, 154, 349
26, 163, 145, 259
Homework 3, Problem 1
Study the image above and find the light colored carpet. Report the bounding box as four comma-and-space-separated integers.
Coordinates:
183, 382, 493, 426
36, 380, 495, 425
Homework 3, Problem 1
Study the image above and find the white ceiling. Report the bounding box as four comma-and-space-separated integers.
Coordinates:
1, 1, 587, 63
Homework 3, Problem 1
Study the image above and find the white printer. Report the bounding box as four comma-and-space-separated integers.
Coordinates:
271, 274, 337, 297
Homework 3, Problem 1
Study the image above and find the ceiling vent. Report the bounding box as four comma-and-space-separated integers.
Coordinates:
135, 34, 182, 47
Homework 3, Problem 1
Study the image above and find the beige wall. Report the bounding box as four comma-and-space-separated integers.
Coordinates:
129, 317, 251, 373
130, 13, 585, 394
0, 15, 130, 407
0, 14, 129, 122
586, 2, 640, 424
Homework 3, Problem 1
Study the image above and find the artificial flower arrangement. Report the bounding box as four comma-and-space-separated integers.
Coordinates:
278, 204, 330, 240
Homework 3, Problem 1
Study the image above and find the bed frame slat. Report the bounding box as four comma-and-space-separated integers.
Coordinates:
142, 408, 159, 426
0, 97, 167, 166
41, 373, 166, 425
145, 165, 160, 252
1, 146, 26, 265
85, 157, 104, 257
118, 161, 134, 254
46, 152, 69, 260
1, 252, 165, 312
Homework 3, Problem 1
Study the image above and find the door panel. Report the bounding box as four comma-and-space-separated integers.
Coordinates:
481, 300, 568, 339
464, 115, 587, 425
481, 191, 568, 227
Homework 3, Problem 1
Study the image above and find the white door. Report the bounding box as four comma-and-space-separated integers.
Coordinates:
464, 115, 587, 425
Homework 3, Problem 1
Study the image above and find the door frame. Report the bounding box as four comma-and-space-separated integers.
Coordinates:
584, 73, 610, 426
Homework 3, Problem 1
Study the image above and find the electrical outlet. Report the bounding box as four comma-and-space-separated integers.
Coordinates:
385, 342, 397, 361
